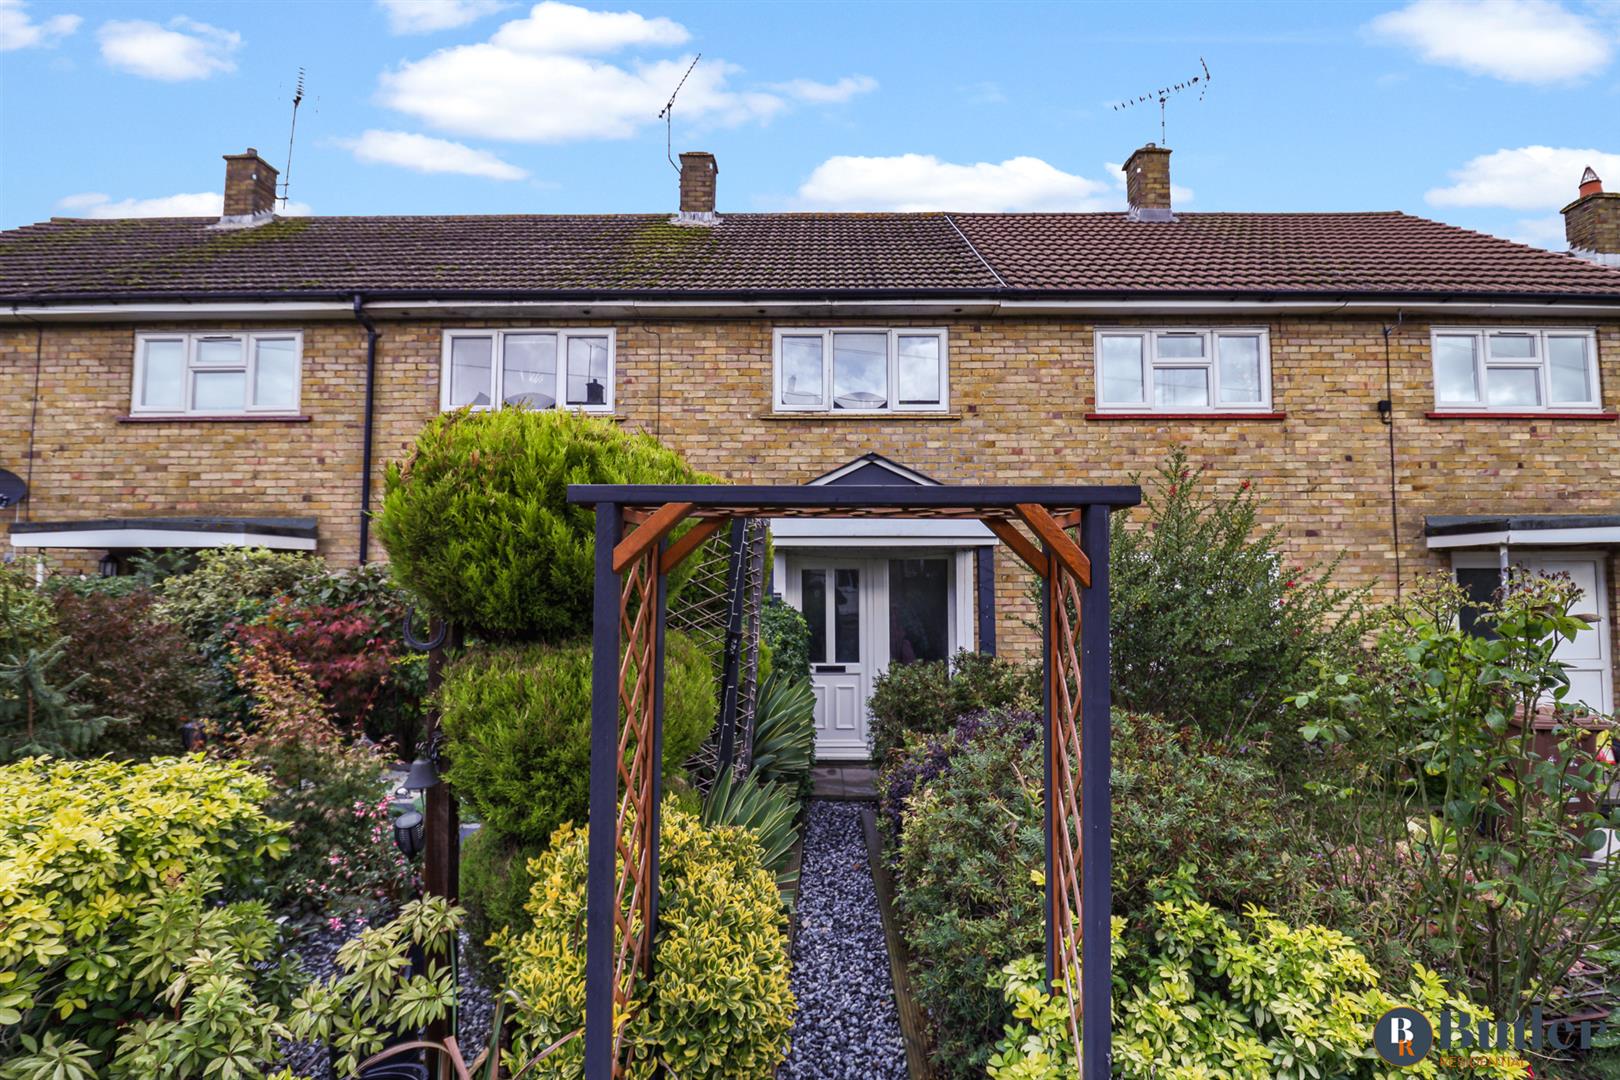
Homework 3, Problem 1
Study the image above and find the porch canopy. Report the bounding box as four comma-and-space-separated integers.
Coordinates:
566, 481, 1140, 1080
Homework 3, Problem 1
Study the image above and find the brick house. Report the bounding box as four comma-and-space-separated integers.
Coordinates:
3, 144, 1617, 758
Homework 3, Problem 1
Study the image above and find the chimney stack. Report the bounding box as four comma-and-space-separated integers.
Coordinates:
219, 147, 279, 227
1563, 166, 1620, 266
673, 151, 719, 225
1123, 143, 1174, 223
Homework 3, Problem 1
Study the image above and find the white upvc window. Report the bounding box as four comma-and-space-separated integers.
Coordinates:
131, 331, 302, 415
772, 328, 949, 413
1431, 327, 1602, 411
441, 329, 615, 412
1094, 328, 1272, 412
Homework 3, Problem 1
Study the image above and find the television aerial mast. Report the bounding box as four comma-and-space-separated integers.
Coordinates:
658, 54, 702, 172
1111, 57, 1211, 145
279, 67, 306, 208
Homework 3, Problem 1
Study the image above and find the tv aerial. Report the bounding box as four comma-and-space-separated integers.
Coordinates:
280, 67, 306, 208
1111, 58, 1211, 145
658, 54, 701, 172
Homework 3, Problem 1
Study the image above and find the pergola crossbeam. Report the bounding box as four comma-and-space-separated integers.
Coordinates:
1015, 503, 1092, 587
982, 518, 1049, 577
659, 515, 728, 574
612, 501, 695, 573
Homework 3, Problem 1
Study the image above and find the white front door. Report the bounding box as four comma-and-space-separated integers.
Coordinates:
1453, 551, 1614, 715
784, 552, 974, 761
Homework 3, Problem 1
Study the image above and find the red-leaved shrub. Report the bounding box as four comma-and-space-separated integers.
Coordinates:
231, 600, 397, 732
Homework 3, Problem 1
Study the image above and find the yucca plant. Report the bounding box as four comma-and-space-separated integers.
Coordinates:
747, 668, 815, 793
701, 766, 800, 892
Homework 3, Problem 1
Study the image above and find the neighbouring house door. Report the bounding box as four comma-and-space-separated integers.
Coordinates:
784, 553, 971, 761
1452, 551, 1614, 716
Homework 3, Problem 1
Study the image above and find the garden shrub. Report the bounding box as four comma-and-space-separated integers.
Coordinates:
0, 638, 114, 761
867, 648, 1038, 764
154, 547, 325, 646
1296, 571, 1620, 1015
460, 825, 545, 966
0, 755, 291, 1061
1097, 447, 1364, 747
225, 645, 414, 921
986, 899, 1525, 1080
377, 407, 718, 642
439, 632, 715, 848
761, 595, 811, 683
49, 587, 214, 759
701, 765, 800, 891
895, 710, 1045, 1080
496, 804, 794, 1078
748, 666, 816, 796
0, 561, 54, 660
231, 598, 399, 732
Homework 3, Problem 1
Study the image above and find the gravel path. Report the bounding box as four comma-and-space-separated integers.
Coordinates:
277, 920, 494, 1078
779, 800, 908, 1080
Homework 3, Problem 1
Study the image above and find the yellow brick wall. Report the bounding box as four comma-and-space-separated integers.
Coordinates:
2, 313, 1616, 687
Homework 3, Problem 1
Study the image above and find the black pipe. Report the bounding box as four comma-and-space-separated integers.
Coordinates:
353, 294, 379, 565
1380, 312, 1405, 601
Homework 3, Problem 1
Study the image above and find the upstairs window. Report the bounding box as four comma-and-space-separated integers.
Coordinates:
1095, 328, 1271, 412
1431, 328, 1601, 411
773, 329, 948, 412
442, 329, 614, 412
131, 331, 302, 416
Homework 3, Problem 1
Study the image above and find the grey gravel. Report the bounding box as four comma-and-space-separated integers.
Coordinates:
779, 800, 908, 1080
276, 919, 493, 1079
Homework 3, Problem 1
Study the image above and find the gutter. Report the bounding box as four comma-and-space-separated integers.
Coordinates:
353, 294, 379, 566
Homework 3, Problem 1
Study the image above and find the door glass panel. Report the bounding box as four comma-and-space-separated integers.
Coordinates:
252, 338, 298, 409
1216, 335, 1262, 403
449, 336, 494, 407
1099, 335, 1144, 404
1434, 335, 1479, 402
1154, 367, 1209, 407
1547, 337, 1592, 404
832, 333, 888, 410
140, 339, 185, 408
565, 336, 610, 405
896, 335, 941, 406
834, 568, 861, 663
1456, 566, 1501, 640
888, 558, 949, 664
802, 570, 827, 664
780, 336, 826, 407
503, 334, 558, 408
1486, 367, 1540, 407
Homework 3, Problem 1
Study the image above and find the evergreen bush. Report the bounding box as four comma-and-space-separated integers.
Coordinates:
459, 825, 545, 968
438, 633, 715, 847
377, 408, 717, 641
867, 648, 1038, 764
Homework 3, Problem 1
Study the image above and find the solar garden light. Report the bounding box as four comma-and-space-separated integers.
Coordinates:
392, 810, 425, 859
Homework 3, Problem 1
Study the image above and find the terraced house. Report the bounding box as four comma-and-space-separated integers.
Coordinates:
3, 143, 1618, 756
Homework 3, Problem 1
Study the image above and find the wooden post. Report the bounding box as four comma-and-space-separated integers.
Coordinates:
422, 626, 462, 1079
585, 504, 622, 1080
1080, 504, 1113, 1079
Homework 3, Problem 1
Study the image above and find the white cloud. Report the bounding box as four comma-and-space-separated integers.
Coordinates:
57, 191, 312, 217
769, 75, 877, 104
340, 129, 528, 180
377, 0, 506, 34
1426, 145, 1620, 209
961, 81, 1007, 104
377, 1, 866, 143
796, 154, 1117, 212
0, 0, 81, 51
1367, 0, 1612, 83
488, 1, 686, 52
98, 16, 240, 81
1507, 214, 1570, 249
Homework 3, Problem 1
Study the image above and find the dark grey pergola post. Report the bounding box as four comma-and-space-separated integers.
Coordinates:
572, 483, 1137, 1080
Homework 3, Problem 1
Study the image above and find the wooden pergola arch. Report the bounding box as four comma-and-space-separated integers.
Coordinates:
566, 482, 1141, 1080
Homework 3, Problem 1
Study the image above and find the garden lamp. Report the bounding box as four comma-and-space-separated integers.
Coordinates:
178, 720, 205, 752
403, 755, 439, 793
392, 810, 425, 859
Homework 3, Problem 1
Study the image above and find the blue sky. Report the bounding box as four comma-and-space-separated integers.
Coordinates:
2, 0, 1617, 248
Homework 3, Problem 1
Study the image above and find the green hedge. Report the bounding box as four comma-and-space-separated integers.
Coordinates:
377, 408, 717, 641
439, 634, 715, 848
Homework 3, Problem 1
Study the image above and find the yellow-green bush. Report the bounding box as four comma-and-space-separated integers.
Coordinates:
377, 408, 718, 642
439, 634, 715, 848
0, 755, 289, 1056
496, 804, 794, 1078
986, 899, 1527, 1080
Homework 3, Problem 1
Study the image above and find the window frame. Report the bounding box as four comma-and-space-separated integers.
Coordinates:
129, 330, 304, 416
1429, 327, 1602, 412
1092, 327, 1273, 413
440, 328, 616, 413
771, 327, 950, 414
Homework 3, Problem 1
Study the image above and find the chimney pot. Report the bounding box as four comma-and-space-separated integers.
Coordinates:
673, 150, 719, 225
220, 147, 279, 223
1123, 143, 1174, 222
1562, 166, 1620, 266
